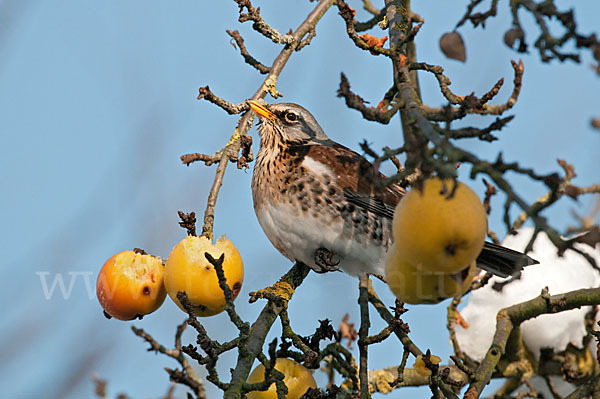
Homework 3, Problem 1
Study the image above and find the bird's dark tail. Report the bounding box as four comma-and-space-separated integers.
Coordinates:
476, 241, 539, 278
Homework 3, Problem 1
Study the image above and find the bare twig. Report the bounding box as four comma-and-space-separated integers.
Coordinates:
279, 309, 319, 364
543, 375, 563, 399
447, 298, 476, 368
200, 136, 239, 239
337, 73, 402, 124
367, 285, 422, 358
132, 322, 207, 399
336, 0, 391, 56
226, 29, 271, 74
422, 60, 524, 121
437, 115, 515, 142
456, 0, 499, 29
509, 0, 600, 63
362, 0, 380, 16
177, 211, 197, 236
232, 0, 294, 44
180, 150, 235, 167
197, 86, 249, 115
204, 252, 248, 332
355, 8, 386, 32
357, 274, 370, 399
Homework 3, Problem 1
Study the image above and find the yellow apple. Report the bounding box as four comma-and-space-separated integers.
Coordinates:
246, 358, 317, 399
385, 244, 477, 304
96, 251, 166, 320
392, 177, 487, 274
164, 235, 244, 317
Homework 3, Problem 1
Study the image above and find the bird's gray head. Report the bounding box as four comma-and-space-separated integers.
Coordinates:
248, 101, 330, 146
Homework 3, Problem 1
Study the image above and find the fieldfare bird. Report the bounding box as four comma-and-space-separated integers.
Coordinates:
248, 100, 536, 278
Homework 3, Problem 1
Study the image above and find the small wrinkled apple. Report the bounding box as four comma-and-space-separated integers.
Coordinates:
96, 250, 167, 321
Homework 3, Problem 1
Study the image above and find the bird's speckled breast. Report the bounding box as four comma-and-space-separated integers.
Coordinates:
252, 145, 393, 276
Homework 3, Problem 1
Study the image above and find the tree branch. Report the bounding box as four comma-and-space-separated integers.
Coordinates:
464, 287, 600, 399
225, 263, 311, 399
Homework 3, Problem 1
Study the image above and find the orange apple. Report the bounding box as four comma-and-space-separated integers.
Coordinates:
96, 250, 166, 320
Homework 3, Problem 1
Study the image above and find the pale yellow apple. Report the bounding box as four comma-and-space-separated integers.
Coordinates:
164, 235, 243, 317
385, 244, 477, 304
392, 177, 487, 274
246, 358, 317, 399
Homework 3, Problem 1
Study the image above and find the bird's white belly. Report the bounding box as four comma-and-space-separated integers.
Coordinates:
255, 201, 387, 276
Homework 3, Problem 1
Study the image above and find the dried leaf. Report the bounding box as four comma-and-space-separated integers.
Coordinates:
557, 158, 577, 179
564, 185, 580, 200
504, 28, 524, 49
482, 178, 497, 214
440, 31, 466, 62
339, 314, 357, 348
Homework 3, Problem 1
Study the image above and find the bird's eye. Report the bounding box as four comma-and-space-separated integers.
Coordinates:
284, 112, 297, 122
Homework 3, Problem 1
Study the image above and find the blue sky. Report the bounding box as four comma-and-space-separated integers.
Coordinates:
1, 1, 599, 398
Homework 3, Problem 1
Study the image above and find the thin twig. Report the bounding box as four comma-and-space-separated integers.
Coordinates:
337, 73, 402, 124
197, 86, 249, 115
367, 285, 422, 357
226, 29, 271, 74
336, 0, 391, 56
358, 274, 371, 399
132, 322, 207, 399
233, 0, 295, 44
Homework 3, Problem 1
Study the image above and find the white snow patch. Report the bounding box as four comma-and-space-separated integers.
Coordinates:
455, 227, 600, 361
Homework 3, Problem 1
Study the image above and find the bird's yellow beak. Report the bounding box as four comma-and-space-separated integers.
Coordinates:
248, 100, 276, 120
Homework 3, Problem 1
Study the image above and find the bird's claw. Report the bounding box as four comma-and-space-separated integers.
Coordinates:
314, 248, 341, 273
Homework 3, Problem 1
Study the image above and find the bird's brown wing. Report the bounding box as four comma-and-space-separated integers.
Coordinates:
303, 142, 538, 277
304, 142, 404, 220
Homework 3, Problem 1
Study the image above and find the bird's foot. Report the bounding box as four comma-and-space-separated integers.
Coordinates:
313, 248, 341, 273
